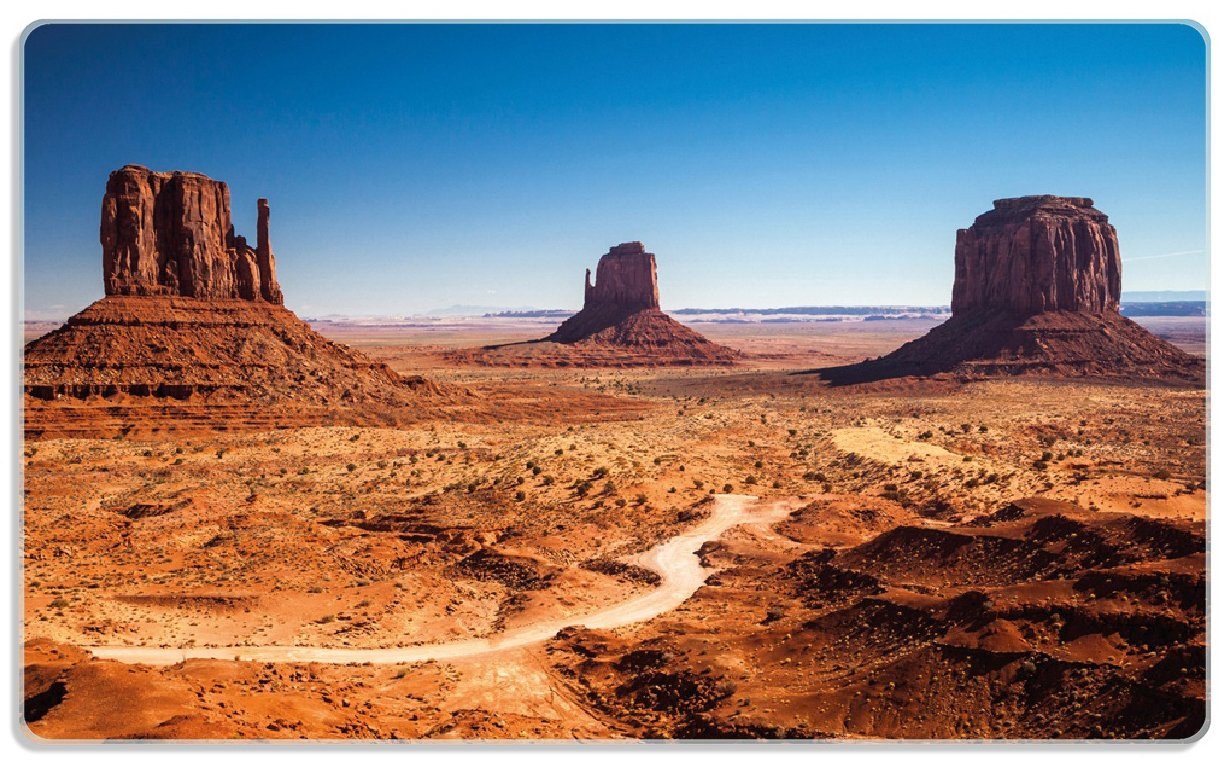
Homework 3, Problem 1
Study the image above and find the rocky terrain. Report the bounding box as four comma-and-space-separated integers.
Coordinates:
823, 196, 1202, 383
23, 319, 1206, 740
447, 243, 741, 367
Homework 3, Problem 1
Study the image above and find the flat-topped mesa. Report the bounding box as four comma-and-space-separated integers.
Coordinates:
100, 165, 282, 304
583, 241, 661, 311
953, 195, 1120, 316
819, 195, 1199, 383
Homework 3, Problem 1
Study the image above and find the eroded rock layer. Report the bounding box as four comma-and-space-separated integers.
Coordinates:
23, 296, 454, 438
823, 197, 1200, 383
25, 297, 438, 404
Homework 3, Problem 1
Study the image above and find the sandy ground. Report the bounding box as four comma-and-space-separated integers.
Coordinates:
88, 495, 788, 665
23, 316, 1206, 740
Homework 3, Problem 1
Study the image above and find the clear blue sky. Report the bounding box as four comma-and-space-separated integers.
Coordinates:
24, 23, 1207, 318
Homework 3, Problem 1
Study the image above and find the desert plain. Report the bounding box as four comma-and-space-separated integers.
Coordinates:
22, 315, 1207, 740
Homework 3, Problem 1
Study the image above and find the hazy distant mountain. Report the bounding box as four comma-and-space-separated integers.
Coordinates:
1120, 302, 1206, 317
421, 305, 539, 316
671, 306, 948, 316
1121, 290, 1206, 302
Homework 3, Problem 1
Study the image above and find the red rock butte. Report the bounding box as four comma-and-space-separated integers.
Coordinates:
540, 242, 739, 366
102, 165, 283, 303
952, 195, 1119, 316
822, 196, 1201, 383
24, 166, 449, 438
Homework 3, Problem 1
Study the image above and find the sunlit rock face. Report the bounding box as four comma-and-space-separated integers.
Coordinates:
100, 165, 281, 303
952, 195, 1119, 317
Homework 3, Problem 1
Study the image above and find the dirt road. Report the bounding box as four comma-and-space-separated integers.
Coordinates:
88, 494, 788, 665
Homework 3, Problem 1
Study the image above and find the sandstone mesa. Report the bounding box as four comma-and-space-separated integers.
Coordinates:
823, 195, 1201, 383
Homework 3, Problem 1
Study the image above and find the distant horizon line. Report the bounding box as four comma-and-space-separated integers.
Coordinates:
22, 291, 1209, 323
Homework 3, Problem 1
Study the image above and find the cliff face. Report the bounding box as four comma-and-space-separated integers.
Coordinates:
952, 196, 1120, 316
100, 165, 281, 303
583, 242, 661, 312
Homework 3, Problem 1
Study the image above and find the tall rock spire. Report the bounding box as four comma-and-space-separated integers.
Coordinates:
255, 198, 282, 303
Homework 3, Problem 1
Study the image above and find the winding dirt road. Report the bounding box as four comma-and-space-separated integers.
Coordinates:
88, 494, 788, 666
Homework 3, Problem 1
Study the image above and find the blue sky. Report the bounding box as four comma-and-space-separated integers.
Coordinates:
24, 23, 1207, 317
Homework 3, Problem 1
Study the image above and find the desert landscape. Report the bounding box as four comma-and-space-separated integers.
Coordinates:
21, 171, 1206, 740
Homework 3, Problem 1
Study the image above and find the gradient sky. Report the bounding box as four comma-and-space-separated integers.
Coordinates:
24, 23, 1208, 318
